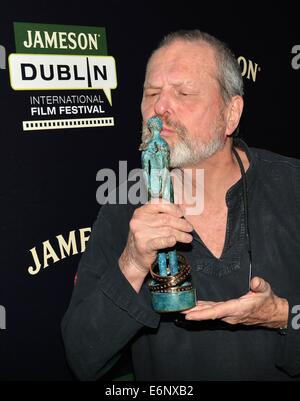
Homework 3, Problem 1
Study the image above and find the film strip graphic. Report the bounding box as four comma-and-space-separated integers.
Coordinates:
22, 117, 114, 131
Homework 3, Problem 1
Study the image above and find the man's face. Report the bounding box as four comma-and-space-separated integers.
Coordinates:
141, 40, 228, 168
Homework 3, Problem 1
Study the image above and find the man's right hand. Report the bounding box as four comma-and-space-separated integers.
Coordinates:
119, 199, 194, 292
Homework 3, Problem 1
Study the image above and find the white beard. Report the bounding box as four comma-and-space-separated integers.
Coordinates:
168, 131, 225, 168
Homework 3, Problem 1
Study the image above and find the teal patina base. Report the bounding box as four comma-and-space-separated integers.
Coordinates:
150, 282, 197, 313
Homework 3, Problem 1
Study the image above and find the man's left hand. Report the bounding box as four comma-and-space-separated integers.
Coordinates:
182, 276, 289, 329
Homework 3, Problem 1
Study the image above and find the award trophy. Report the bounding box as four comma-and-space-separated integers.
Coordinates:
141, 116, 196, 312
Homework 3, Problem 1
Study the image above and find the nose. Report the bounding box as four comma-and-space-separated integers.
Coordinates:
153, 90, 173, 117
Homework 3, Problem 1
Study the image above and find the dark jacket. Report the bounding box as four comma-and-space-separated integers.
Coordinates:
61, 141, 300, 380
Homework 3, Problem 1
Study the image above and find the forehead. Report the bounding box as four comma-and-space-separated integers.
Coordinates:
145, 40, 218, 84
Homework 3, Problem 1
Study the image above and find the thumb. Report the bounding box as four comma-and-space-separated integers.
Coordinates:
250, 276, 268, 293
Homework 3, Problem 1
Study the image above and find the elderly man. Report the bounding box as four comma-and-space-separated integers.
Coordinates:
62, 30, 300, 381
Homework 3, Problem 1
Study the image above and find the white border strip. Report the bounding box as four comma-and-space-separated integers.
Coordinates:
22, 117, 114, 131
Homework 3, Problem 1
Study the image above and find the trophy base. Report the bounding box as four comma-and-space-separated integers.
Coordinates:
148, 254, 196, 312
149, 281, 197, 313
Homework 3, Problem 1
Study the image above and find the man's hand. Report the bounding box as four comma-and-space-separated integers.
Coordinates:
119, 199, 193, 292
181, 276, 289, 329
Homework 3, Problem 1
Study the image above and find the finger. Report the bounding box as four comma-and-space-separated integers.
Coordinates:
153, 227, 193, 243
181, 301, 218, 314
221, 316, 240, 325
196, 300, 219, 307
185, 299, 240, 321
145, 213, 193, 232
145, 200, 184, 217
147, 236, 177, 252
160, 228, 193, 244
185, 309, 219, 321
181, 304, 214, 314
250, 276, 269, 293
146, 229, 193, 252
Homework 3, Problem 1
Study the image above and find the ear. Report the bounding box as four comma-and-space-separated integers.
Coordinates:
225, 96, 244, 136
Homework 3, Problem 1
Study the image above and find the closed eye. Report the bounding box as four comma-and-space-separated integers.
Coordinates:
179, 91, 198, 96
144, 91, 160, 97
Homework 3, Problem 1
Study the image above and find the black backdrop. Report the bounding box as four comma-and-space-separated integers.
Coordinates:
0, 0, 299, 380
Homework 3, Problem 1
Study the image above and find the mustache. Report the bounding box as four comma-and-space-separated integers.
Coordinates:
161, 115, 187, 139
139, 116, 188, 151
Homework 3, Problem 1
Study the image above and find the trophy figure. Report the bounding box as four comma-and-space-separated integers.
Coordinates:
141, 115, 196, 312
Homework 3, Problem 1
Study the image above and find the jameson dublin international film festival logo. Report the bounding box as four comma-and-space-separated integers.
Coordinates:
8, 22, 117, 131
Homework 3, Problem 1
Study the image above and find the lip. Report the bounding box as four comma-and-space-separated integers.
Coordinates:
161, 127, 174, 136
